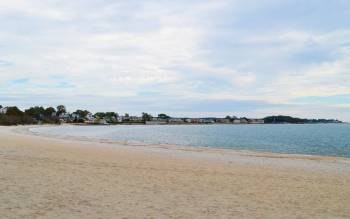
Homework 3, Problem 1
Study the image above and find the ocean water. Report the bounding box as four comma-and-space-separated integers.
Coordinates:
30, 124, 350, 158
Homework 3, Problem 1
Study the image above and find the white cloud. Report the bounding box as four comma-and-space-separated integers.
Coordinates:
1, 0, 350, 120
262, 48, 350, 102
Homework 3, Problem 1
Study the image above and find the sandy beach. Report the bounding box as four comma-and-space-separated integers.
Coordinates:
1, 126, 350, 218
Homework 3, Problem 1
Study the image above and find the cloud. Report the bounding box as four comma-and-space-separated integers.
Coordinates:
0, 60, 13, 68
0, 0, 350, 121
11, 78, 30, 84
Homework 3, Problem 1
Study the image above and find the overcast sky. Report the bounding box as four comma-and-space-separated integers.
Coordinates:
0, 0, 350, 120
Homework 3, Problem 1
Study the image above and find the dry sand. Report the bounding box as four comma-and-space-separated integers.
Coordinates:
1, 126, 350, 219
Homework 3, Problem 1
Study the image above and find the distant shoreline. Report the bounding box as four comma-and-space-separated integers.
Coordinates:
18, 123, 350, 159
0, 105, 343, 126
9, 125, 350, 165
70, 121, 345, 126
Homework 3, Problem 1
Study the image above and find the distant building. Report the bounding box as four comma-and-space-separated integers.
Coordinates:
168, 118, 185, 124
85, 113, 95, 122
117, 116, 123, 123
248, 119, 264, 124
233, 119, 241, 124
129, 116, 142, 122
216, 118, 231, 124
98, 118, 108, 125
240, 118, 248, 124
145, 117, 167, 125
184, 118, 192, 123
104, 116, 115, 123
58, 113, 70, 120
117, 116, 129, 122
199, 118, 215, 124
191, 118, 200, 123
71, 113, 80, 120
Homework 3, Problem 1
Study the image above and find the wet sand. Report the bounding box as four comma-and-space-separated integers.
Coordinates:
1, 126, 350, 218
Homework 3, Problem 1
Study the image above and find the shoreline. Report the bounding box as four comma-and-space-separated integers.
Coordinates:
17, 124, 350, 161
5, 125, 350, 176
1, 125, 350, 218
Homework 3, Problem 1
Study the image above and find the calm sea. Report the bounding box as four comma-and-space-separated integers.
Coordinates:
30, 124, 350, 158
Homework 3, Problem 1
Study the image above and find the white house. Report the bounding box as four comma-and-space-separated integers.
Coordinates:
184, 118, 192, 123
233, 119, 241, 124
199, 118, 215, 124
168, 118, 185, 124
71, 113, 80, 120
117, 116, 123, 123
58, 113, 70, 123
98, 118, 108, 125
85, 113, 94, 121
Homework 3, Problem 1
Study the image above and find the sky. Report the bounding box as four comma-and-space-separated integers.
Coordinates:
0, 0, 350, 121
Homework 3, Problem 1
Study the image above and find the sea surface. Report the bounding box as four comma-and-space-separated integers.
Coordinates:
30, 124, 350, 158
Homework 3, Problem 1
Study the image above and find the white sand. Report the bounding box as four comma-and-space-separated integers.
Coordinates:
1, 126, 350, 218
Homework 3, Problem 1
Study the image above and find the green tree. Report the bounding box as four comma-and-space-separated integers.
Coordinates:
44, 107, 56, 117
74, 110, 90, 118
142, 112, 152, 121
106, 112, 117, 117
105, 112, 117, 118
94, 112, 106, 118
158, 113, 170, 119
6, 106, 24, 117
25, 106, 45, 120
56, 105, 66, 116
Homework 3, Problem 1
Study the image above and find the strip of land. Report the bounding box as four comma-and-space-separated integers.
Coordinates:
1, 126, 350, 218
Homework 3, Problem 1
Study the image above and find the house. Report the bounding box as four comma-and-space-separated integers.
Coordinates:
240, 118, 248, 124
71, 113, 81, 120
199, 118, 215, 124
191, 118, 200, 123
121, 115, 130, 122
58, 113, 70, 122
145, 117, 167, 125
85, 113, 95, 122
97, 118, 108, 125
248, 119, 265, 124
184, 118, 192, 123
129, 116, 142, 122
117, 116, 123, 123
233, 119, 241, 124
168, 118, 185, 124
107, 116, 118, 123
216, 118, 231, 124
58, 112, 70, 119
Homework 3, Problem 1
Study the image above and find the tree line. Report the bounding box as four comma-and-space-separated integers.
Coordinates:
0, 105, 342, 126
0, 105, 63, 125
0, 105, 157, 125
263, 115, 341, 124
